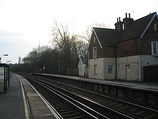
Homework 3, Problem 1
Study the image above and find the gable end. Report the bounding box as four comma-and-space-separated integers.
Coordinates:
140, 12, 158, 39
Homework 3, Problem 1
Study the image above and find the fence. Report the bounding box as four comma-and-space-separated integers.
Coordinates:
143, 65, 158, 81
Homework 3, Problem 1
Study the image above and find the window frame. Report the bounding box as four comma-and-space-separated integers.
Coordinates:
108, 66, 113, 74
154, 23, 157, 31
151, 41, 158, 56
94, 65, 97, 75
94, 36, 96, 43
93, 47, 97, 59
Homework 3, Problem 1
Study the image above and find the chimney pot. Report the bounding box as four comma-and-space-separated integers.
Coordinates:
125, 13, 127, 18
119, 17, 121, 21
129, 13, 131, 18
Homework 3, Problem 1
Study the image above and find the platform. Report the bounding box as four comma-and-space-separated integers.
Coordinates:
0, 74, 61, 119
37, 73, 158, 92
0, 74, 25, 119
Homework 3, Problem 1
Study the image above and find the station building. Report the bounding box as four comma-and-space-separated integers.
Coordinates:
78, 12, 158, 81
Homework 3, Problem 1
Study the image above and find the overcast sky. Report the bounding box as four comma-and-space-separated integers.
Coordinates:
0, 0, 158, 63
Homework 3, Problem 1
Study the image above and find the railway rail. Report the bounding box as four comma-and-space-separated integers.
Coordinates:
21, 74, 158, 119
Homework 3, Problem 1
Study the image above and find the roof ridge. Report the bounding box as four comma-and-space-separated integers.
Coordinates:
133, 12, 157, 23
93, 27, 115, 30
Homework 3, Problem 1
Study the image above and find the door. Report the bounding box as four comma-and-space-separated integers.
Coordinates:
126, 65, 130, 80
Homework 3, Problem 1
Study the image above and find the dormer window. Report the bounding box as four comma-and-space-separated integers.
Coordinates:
154, 23, 157, 31
151, 41, 158, 56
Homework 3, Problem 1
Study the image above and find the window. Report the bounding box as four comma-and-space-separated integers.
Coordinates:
94, 65, 97, 75
151, 41, 158, 56
154, 23, 157, 31
94, 36, 96, 43
108, 66, 113, 74
93, 47, 97, 59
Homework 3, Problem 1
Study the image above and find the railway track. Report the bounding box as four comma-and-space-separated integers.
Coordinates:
21, 74, 158, 119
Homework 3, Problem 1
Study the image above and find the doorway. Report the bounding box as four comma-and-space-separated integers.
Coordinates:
126, 65, 130, 80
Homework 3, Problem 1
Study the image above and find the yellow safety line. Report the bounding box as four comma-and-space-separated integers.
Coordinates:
24, 75, 62, 119
15, 74, 29, 119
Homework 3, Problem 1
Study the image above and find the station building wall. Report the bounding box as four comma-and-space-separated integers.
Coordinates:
117, 55, 141, 81
89, 58, 115, 80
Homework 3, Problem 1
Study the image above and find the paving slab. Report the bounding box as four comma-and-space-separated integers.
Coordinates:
0, 73, 62, 119
0, 74, 25, 119
17, 74, 61, 119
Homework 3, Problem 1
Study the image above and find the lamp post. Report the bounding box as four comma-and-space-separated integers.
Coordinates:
43, 64, 45, 73
0, 54, 8, 63
56, 60, 60, 73
53, 59, 60, 73
58, 60, 60, 73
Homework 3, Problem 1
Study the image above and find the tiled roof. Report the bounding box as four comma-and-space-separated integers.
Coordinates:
93, 27, 119, 47
92, 12, 157, 46
120, 12, 157, 42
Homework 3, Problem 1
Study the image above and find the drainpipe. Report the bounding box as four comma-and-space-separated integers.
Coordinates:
139, 38, 142, 81
114, 42, 117, 80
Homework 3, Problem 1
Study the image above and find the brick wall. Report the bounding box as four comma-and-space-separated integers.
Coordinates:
89, 34, 115, 59
140, 18, 158, 55
89, 34, 103, 59
117, 38, 140, 57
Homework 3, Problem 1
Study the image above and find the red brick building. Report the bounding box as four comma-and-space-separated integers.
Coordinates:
86, 12, 158, 81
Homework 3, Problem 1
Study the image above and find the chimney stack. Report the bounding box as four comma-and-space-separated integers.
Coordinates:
123, 13, 133, 30
115, 17, 123, 33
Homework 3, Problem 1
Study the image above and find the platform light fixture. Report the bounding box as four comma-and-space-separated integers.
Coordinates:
0, 54, 8, 63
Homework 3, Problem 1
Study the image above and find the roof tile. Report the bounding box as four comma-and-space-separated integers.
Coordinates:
120, 12, 157, 41
93, 27, 119, 47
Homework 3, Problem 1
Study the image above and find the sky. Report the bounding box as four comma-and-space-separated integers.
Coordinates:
0, 0, 158, 64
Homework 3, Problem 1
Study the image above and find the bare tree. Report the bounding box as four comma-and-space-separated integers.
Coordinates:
83, 22, 108, 42
51, 20, 79, 74
76, 40, 88, 57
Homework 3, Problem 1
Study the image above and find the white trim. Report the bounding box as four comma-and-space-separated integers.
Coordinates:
140, 13, 157, 39
93, 29, 103, 48
151, 41, 158, 56
87, 28, 94, 50
88, 28, 103, 50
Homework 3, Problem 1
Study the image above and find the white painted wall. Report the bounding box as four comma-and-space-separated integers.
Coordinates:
117, 56, 141, 81
89, 58, 104, 79
88, 58, 115, 80
141, 55, 158, 66
103, 58, 115, 79
78, 60, 85, 76
88, 55, 158, 81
